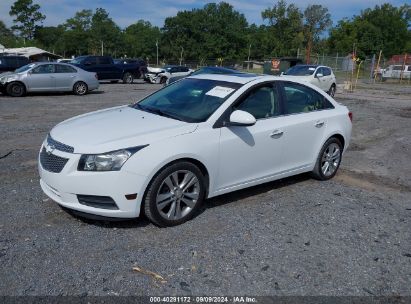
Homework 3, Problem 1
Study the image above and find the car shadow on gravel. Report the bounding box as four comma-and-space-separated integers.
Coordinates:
204, 173, 312, 210
59, 173, 312, 229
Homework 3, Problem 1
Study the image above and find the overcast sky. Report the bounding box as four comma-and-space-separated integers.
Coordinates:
0, 0, 407, 29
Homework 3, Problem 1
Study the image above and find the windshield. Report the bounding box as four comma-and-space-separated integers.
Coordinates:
284, 65, 317, 76
15, 63, 36, 73
131, 78, 241, 123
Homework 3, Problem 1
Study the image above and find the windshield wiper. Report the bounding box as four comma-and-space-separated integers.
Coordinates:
134, 104, 184, 122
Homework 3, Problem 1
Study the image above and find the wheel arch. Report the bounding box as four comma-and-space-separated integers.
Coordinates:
7, 80, 27, 90
324, 133, 346, 151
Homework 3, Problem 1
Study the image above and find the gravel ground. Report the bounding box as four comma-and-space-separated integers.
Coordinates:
0, 80, 410, 296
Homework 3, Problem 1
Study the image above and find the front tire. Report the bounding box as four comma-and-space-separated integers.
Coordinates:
73, 81, 88, 95
328, 84, 336, 97
160, 76, 167, 84
6, 82, 26, 97
122, 72, 134, 84
312, 137, 343, 180
144, 162, 206, 227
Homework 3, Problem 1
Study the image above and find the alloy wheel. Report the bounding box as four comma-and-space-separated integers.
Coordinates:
76, 82, 87, 95
321, 143, 341, 177
155, 170, 200, 220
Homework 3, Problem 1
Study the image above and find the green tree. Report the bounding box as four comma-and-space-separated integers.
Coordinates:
261, 0, 304, 57
303, 4, 332, 63
328, 3, 410, 58
34, 25, 65, 53
0, 20, 16, 47
162, 2, 248, 62
9, 0, 45, 42
62, 9, 93, 56
124, 20, 161, 61
90, 8, 123, 56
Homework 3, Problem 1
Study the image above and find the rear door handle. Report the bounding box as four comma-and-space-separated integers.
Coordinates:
315, 121, 325, 128
270, 130, 284, 138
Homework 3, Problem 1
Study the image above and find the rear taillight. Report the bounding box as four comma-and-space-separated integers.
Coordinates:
348, 112, 353, 122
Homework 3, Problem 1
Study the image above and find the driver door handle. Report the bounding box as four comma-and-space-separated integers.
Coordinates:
270, 130, 284, 138
315, 121, 325, 128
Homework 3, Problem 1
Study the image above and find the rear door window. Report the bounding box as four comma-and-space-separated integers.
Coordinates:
282, 82, 334, 114
98, 57, 111, 65
55, 64, 77, 73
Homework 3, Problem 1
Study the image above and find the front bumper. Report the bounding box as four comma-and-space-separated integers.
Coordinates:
38, 143, 148, 218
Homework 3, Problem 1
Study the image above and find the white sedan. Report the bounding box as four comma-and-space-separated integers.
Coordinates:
281, 65, 337, 97
38, 74, 352, 227
145, 65, 193, 84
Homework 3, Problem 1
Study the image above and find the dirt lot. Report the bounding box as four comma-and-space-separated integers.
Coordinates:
0, 80, 410, 296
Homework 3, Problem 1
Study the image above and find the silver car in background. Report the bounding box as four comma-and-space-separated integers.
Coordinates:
0, 62, 99, 97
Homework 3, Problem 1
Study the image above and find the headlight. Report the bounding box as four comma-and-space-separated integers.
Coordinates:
78, 146, 148, 171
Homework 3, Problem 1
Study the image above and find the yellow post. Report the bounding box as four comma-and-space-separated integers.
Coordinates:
354, 60, 363, 91
399, 53, 407, 84
373, 50, 382, 83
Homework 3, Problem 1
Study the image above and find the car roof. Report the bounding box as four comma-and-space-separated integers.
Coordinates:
189, 73, 274, 84
198, 66, 237, 72
294, 64, 319, 68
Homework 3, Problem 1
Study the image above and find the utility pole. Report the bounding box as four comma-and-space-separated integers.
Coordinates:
180, 47, 184, 66
101, 41, 104, 56
247, 44, 252, 71
156, 40, 159, 66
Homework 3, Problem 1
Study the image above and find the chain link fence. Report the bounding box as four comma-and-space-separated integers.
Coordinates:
156, 53, 410, 86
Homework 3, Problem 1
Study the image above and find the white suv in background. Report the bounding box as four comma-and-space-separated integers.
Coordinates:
281, 65, 337, 97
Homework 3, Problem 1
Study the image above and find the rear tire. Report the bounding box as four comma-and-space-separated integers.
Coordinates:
312, 137, 343, 181
6, 82, 26, 97
73, 81, 88, 95
143, 161, 206, 227
122, 72, 134, 84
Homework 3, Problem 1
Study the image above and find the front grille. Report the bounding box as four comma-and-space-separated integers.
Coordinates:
40, 148, 69, 173
47, 134, 74, 153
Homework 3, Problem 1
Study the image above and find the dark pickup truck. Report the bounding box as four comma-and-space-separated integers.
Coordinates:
70, 56, 147, 83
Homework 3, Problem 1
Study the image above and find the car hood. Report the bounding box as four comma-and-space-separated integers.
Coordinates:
0, 71, 18, 79
50, 105, 197, 154
0, 71, 14, 77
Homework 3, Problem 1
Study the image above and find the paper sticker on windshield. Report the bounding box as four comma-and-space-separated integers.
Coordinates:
206, 86, 235, 98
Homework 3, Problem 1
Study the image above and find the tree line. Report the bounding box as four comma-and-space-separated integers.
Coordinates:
0, 0, 410, 63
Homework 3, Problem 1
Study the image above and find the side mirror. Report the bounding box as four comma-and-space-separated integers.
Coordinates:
229, 110, 256, 127
280, 72, 284, 76
316, 73, 323, 78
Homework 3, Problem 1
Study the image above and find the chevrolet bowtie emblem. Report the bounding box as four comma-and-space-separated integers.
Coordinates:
45, 144, 55, 155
